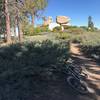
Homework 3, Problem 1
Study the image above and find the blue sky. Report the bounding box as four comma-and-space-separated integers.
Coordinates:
36, 0, 100, 28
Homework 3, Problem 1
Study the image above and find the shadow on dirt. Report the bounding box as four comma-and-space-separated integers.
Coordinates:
70, 43, 100, 100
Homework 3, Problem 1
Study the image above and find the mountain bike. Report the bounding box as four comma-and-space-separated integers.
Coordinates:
63, 59, 89, 94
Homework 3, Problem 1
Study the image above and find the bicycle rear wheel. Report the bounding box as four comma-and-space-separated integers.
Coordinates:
67, 76, 89, 94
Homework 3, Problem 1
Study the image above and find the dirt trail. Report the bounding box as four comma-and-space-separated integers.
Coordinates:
70, 43, 100, 100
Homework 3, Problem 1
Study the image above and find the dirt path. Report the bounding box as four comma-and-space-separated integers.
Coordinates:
70, 43, 100, 100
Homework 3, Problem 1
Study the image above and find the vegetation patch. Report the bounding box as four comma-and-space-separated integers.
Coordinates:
55, 32, 71, 40
53, 26, 62, 32
0, 40, 70, 79
23, 25, 49, 36
80, 32, 100, 61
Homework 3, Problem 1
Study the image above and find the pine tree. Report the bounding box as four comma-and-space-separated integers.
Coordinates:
0, 0, 6, 39
88, 16, 94, 31
21, 0, 48, 26
0, 0, 48, 43
4, 0, 12, 43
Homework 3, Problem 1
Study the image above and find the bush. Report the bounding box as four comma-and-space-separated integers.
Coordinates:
80, 32, 100, 61
56, 32, 71, 40
80, 26, 88, 31
63, 26, 78, 29
0, 40, 70, 99
62, 26, 86, 34
39, 26, 49, 32
23, 25, 38, 36
63, 25, 70, 29
69, 27, 85, 34
70, 34, 83, 43
23, 25, 49, 36
33, 26, 49, 35
0, 40, 70, 78
53, 26, 62, 32
55, 31, 85, 43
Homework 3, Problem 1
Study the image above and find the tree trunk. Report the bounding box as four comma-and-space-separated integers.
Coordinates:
18, 22, 23, 42
0, 18, 1, 33
4, 0, 11, 43
14, 16, 18, 40
16, 6, 23, 42
32, 14, 34, 26
14, 23, 16, 37
16, 16, 23, 42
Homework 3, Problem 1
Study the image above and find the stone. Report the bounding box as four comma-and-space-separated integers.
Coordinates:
43, 16, 53, 26
48, 22, 60, 31
56, 16, 70, 24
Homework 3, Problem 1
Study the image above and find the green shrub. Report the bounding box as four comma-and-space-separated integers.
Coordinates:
62, 26, 86, 34
23, 25, 38, 36
80, 32, 100, 60
0, 40, 70, 99
34, 27, 41, 34
69, 27, 85, 34
80, 26, 88, 31
55, 31, 85, 43
23, 25, 49, 36
63, 25, 71, 29
70, 34, 83, 43
63, 26, 78, 29
53, 26, 62, 32
56, 32, 71, 40
39, 26, 49, 32
0, 40, 70, 77
33, 26, 49, 35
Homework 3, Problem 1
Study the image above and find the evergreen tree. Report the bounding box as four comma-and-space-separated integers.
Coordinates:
88, 16, 94, 31
4, 0, 12, 43
21, 0, 48, 26
0, 0, 48, 43
0, 0, 6, 36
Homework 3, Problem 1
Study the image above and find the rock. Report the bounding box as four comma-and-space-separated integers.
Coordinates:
56, 16, 70, 24
48, 22, 60, 31
43, 16, 53, 26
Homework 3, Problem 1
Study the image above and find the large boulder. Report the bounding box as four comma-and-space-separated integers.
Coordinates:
56, 16, 70, 24
48, 22, 60, 31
